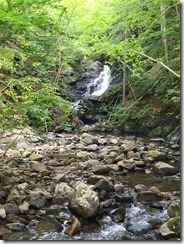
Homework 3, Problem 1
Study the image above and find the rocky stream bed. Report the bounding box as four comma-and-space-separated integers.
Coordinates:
0, 127, 180, 240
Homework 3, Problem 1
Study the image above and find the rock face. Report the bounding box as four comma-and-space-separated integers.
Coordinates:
72, 61, 104, 100
69, 182, 100, 219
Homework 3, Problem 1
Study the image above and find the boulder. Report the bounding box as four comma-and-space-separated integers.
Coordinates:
80, 133, 96, 145
4, 203, 19, 214
117, 159, 135, 170
153, 161, 177, 176
92, 165, 111, 174
167, 201, 180, 218
35, 216, 63, 234
159, 216, 180, 238
137, 191, 163, 204
54, 183, 74, 199
143, 150, 166, 162
69, 182, 100, 219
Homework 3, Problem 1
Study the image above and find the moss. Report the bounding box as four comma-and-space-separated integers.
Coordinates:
166, 216, 180, 235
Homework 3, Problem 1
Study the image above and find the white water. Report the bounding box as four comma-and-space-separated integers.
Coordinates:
85, 64, 111, 97
26, 203, 169, 241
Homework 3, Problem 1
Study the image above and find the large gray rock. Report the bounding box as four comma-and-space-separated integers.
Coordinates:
4, 203, 19, 214
35, 216, 63, 234
54, 183, 74, 199
167, 201, 180, 218
143, 150, 166, 162
69, 182, 99, 219
80, 133, 96, 145
6, 188, 27, 204
153, 161, 177, 176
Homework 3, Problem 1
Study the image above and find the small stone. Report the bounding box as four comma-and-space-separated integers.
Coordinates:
65, 216, 81, 235
0, 208, 6, 219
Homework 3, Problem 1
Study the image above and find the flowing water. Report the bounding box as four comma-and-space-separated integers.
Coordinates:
86, 64, 111, 97
72, 64, 111, 111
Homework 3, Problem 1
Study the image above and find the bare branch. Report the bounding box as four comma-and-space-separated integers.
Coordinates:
127, 50, 180, 78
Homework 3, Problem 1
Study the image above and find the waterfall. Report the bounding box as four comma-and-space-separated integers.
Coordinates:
85, 64, 111, 98
72, 64, 111, 112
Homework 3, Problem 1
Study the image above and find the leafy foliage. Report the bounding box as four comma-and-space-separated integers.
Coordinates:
0, 0, 180, 135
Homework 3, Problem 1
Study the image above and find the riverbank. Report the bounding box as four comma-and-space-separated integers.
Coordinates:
0, 127, 180, 240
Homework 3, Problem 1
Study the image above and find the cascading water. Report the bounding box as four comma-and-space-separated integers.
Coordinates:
72, 64, 112, 124
85, 64, 111, 98
73, 64, 111, 109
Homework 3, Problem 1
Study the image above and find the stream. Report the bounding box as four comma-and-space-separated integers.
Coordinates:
1, 132, 180, 241
0, 63, 180, 241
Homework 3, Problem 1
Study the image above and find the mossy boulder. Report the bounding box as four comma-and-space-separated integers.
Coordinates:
68, 182, 100, 219
143, 150, 166, 163
35, 216, 63, 234
167, 201, 180, 218
159, 216, 180, 238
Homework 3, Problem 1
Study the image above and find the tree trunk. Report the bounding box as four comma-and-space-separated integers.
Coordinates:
160, 3, 169, 64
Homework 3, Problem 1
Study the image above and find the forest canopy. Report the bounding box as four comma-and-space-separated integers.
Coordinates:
0, 0, 180, 135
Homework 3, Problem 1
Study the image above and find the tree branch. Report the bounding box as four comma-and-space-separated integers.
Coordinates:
127, 50, 180, 78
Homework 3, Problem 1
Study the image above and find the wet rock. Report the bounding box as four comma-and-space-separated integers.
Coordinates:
46, 205, 72, 220
69, 182, 100, 219
153, 161, 177, 176
137, 191, 163, 204
134, 184, 148, 193
35, 215, 63, 234
159, 216, 180, 238
87, 175, 107, 185
29, 188, 52, 200
95, 179, 114, 192
54, 182, 74, 199
127, 220, 152, 235
6, 223, 26, 231
114, 194, 134, 203
110, 207, 126, 222
65, 215, 81, 235
4, 203, 19, 214
100, 199, 113, 208
29, 195, 46, 209
167, 201, 180, 218
114, 183, 125, 193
